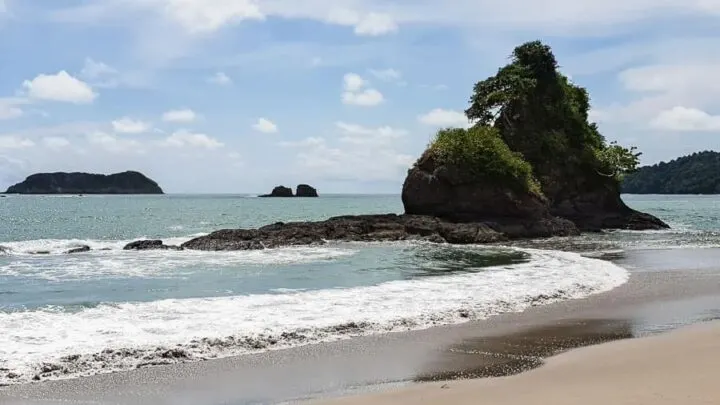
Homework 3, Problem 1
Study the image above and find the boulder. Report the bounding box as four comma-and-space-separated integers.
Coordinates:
123, 240, 181, 251
0, 245, 9, 254
296, 184, 318, 197
66, 245, 91, 254
259, 186, 293, 198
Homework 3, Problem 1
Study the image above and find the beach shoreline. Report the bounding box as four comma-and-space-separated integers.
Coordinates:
312, 320, 720, 405
1, 248, 719, 404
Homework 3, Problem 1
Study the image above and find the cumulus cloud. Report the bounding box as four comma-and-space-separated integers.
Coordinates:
252, 118, 278, 133
162, 108, 197, 123
651, 107, 720, 132
154, 0, 264, 33
341, 73, 384, 106
111, 117, 151, 134
418, 108, 472, 128
336, 121, 406, 145
0, 136, 34, 150
22, 71, 97, 104
161, 130, 223, 149
207, 71, 232, 85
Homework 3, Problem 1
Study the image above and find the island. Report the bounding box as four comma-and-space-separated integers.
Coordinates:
622, 151, 720, 194
260, 184, 319, 197
4, 171, 164, 194
124, 41, 668, 252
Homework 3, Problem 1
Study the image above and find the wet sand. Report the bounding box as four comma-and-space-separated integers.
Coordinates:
315, 321, 720, 405
1, 248, 720, 405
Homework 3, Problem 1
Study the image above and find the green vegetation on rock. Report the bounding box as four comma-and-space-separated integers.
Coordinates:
622, 151, 720, 194
462, 40, 640, 197
428, 126, 542, 195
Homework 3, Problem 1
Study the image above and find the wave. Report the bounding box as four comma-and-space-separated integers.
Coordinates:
0, 248, 628, 385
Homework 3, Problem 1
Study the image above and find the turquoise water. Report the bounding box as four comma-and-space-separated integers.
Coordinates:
0, 194, 716, 385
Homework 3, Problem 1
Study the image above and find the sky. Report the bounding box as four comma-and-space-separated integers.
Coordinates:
1, 0, 719, 193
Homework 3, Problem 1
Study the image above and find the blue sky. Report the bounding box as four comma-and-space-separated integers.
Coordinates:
1, 0, 719, 193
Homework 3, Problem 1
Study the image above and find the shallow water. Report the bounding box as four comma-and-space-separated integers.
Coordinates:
0, 193, 716, 385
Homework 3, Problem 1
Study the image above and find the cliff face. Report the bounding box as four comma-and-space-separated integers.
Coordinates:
4, 171, 164, 194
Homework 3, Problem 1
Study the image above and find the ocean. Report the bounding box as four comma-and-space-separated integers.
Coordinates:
0, 194, 718, 385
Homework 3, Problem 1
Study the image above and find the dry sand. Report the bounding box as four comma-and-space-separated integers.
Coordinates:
314, 321, 720, 405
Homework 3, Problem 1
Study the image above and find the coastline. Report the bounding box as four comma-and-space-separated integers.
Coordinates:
313, 320, 720, 405
1, 247, 719, 405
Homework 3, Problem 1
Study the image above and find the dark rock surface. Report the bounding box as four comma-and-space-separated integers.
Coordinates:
66, 245, 91, 254
0, 245, 9, 254
123, 240, 182, 251
402, 149, 667, 232
180, 214, 578, 251
402, 150, 550, 222
295, 184, 318, 197
4, 171, 163, 195
260, 186, 294, 198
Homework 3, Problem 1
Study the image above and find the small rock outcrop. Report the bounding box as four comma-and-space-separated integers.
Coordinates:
66, 245, 91, 254
4, 171, 163, 194
123, 240, 181, 251
296, 184, 318, 197
0, 245, 9, 254
259, 186, 294, 198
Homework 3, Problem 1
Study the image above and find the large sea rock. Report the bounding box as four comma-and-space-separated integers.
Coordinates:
4, 171, 163, 195
259, 186, 293, 197
296, 184, 318, 197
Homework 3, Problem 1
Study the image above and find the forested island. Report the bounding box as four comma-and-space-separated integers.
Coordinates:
622, 151, 720, 194
4, 171, 164, 194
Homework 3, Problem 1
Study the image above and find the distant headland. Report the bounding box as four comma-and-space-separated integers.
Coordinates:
622, 151, 720, 194
260, 184, 318, 198
4, 171, 164, 195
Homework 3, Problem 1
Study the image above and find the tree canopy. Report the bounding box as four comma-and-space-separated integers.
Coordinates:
460, 40, 639, 200
622, 151, 720, 194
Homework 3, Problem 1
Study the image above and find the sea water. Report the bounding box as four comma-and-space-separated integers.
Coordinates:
0, 194, 715, 384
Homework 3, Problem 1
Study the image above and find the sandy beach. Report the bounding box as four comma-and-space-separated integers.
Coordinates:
315, 320, 720, 405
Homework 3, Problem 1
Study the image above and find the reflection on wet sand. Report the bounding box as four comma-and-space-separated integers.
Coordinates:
416, 319, 633, 381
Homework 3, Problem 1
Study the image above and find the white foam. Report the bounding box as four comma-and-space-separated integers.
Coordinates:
0, 247, 628, 384
0, 243, 358, 281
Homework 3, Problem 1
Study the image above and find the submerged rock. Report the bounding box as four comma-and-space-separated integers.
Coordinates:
66, 245, 91, 254
295, 184, 318, 197
0, 245, 9, 254
123, 240, 181, 251
259, 186, 293, 198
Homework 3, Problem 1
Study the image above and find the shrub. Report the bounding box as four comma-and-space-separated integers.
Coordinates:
428, 126, 542, 196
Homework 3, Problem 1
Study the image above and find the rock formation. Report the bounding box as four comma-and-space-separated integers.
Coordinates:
259, 186, 294, 197
123, 240, 182, 251
4, 171, 163, 194
296, 184, 318, 197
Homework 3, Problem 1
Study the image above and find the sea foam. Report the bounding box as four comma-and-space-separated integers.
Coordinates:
0, 247, 628, 385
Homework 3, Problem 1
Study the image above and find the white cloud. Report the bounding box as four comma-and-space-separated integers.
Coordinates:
342, 89, 384, 106
162, 108, 197, 123
162, 130, 223, 149
252, 118, 278, 133
651, 106, 720, 132
43, 137, 71, 149
207, 71, 232, 85
155, 0, 264, 33
418, 108, 473, 128
0, 98, 25, 120
341, 73, 384, 106
80, 58, 117, 80
353, 12, 398, 36
343, 73, 365, 92
112, 117, 151, 134
86, 131, 143, 153
0, 136, 34, 150
22, 71, 97, 104
336, 121, 407, 145
369, 68, 401, 81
